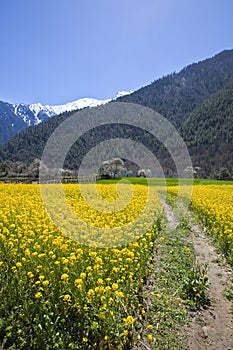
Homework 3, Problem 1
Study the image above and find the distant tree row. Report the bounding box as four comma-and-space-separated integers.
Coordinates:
0, 159, 40, 179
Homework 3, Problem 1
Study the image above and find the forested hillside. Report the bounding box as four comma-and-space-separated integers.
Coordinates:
0, 50, 233, 178
181, 79, 233, 177
119, 50, 233, 126
0, 113, 69, 163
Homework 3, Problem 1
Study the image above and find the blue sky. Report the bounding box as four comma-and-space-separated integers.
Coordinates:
0, 0, 232, 105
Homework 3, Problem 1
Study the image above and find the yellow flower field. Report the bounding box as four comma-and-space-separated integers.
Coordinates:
168, 184, 233, 264
0, 183, 162, 349
191, 185, 233, 262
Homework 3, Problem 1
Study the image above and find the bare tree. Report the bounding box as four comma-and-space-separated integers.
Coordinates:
138, 168, 152, 178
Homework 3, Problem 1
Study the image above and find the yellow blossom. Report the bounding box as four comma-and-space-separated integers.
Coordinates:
112, 283, 118, 290
27, 272, 34, 278
61, 273, 69, 282
42, 280, 49, 286
123, 315, 135, 326
147, 334, 153, 342
63, 294, 71, 302
35, 292, 42, 299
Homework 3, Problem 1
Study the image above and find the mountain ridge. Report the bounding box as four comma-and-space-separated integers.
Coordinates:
0, 49, 233, 178
119, 49, 233, 126
0, 91, 133, 145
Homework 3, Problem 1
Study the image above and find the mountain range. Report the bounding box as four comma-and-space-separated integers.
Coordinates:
0, 91, 132, 145
0, 49, 232, 178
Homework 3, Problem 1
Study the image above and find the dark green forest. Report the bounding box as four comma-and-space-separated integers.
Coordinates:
181, 79, 233, 177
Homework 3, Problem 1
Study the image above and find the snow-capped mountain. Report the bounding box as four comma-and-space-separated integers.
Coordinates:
13, 97, 112, 127
0, 91, 133, 145
28, 97, 112, 123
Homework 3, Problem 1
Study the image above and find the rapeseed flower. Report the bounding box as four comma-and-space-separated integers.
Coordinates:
123, 316, 135, 326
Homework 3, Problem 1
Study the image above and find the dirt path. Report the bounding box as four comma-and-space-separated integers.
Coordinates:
163, 202, 233, 350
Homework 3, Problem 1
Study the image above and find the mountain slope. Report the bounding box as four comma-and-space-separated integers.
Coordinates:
119, 49, 233, 126
0, 97, 112, 145
181, 79, 233, 176
0, 50, 233, 177
0, 101, 27, 144
0, 112, 70, 164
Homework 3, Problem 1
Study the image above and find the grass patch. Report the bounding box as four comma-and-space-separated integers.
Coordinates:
97, 177, 233, 187
133, 216, 210, 349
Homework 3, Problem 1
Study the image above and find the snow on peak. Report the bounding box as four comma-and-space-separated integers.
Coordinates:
28, 97, 111, 119
11, 90, 133, 128
29, 103, 45, 117
45, 97, 111, 115
26, 90, 134, 120
114, 90, 134, 99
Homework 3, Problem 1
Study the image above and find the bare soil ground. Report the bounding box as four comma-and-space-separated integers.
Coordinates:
164, 202, 233, 349
187, 224, 233, 349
